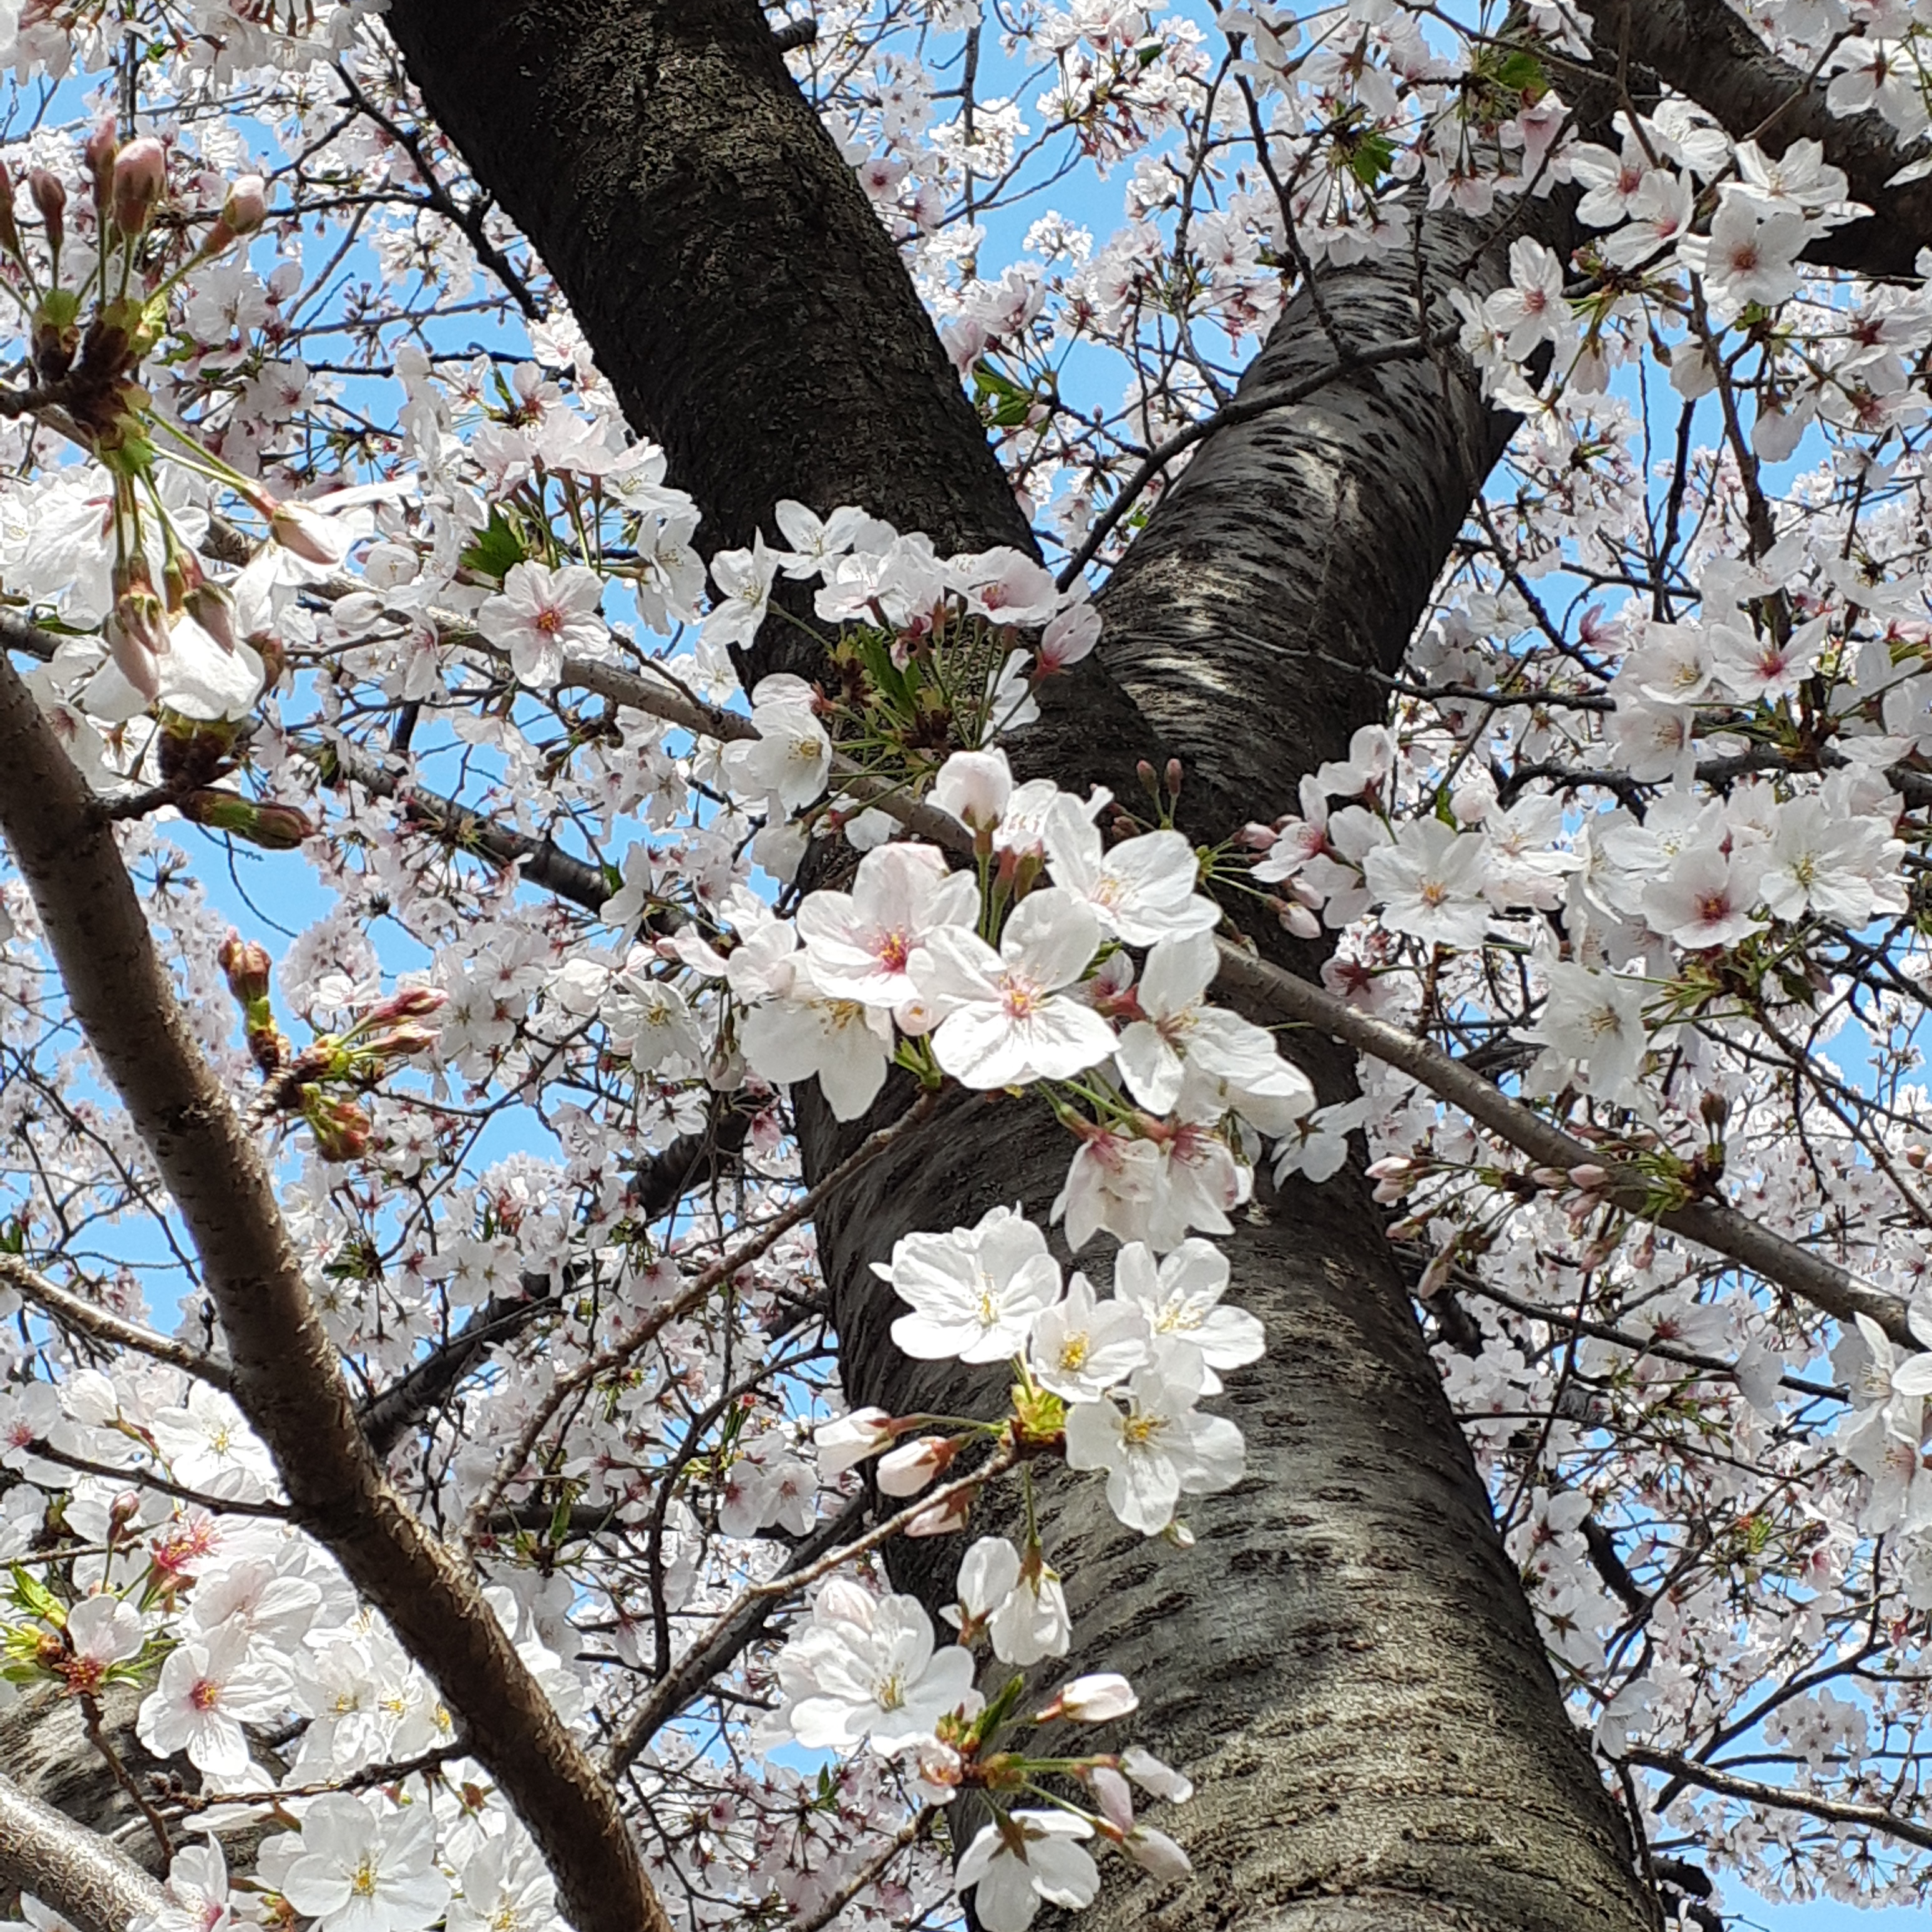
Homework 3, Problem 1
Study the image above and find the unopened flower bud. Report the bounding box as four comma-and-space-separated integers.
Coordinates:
1699, 1091, 1729, 1129
111, 139, 166, 237
220, 173, 266, 237
877, 1434, 956, 1496
184, 580, 240, 654
1038, 1672, 1139, 1724
104, 608, 161, 704
0, 162, 21, 261
1530, 1167, 1571, 1191
1161, 1519, 1195, 1551
1164, 757, 1183, 801
83, 118, 116, 217
1568, 1163, 1610, 1193
28, 168, 65, 253
814, 1406, 895, 1478
267, 500, 346, 567
180, 791, 316, 851
904, 1490, 972, 1538
376, 987, 447, 1021
363, 1022, 439, 1060
1123, 1825, 1192, 1881
218, 931, 272, 1006
305, 1095, 371, 1163
1910, 1145, 1929, 1171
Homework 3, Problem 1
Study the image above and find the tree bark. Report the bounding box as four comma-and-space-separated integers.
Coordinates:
372, 2, 1663, 1925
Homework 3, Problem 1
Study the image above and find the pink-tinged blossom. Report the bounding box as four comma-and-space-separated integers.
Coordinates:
955, 1812, 1100, 1932
1054, 1125, 1163, 1251
777, 1582, 977, 1754
1063, 1357, 1246, 1534
1642, 847, 1765, 949
796, 841, 979, 1009
136, 1626, 288, 1777
1483, 237, 1570, 361
1681, 200, 1807, 311
911, 887, 1114, 1088
477, 560, 605, 688
878, 1203, 1063, 1363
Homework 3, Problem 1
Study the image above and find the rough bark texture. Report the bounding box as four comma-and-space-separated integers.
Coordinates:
381, 0, 1035, 563
0, 1745, 164, 1932
0, 653, 670, 1932
371, 4, 1662, 1926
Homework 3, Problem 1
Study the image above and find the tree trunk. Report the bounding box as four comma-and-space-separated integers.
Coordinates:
297, 2, 1666, 1924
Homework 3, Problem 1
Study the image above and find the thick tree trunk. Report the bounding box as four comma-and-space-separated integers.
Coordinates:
310, 4, 1661, 1925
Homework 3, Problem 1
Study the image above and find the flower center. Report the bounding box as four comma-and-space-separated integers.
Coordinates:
998, 970, 1042, 1020
534, 607, 564, 634
1121, 1413, 1166, 1448
188, 1677, 222, 1712
874, 1669, 907, 1712
876, 930, 912, 973
350, 1860, 379, 1899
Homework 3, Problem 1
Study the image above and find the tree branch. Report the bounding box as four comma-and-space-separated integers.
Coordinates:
0, 651, 671, 1932
0, 1769, 165, 1932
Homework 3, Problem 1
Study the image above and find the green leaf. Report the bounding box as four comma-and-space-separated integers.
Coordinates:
459, 507, 526, 584
1345, 130, 1395, 189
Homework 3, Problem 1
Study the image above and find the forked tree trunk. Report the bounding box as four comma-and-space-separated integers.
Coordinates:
202, 1, 1666, 1923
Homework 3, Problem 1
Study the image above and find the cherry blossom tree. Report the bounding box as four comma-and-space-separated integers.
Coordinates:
7, 0, 1932, 1929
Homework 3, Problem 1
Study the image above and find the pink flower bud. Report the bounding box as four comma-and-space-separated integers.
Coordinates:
218, 932, 272, 1006
1568, 1163, 1610, 1193
29, 167, 65, 253
83, 118, 116, 216
268, 500, 349, 567
904, 1491, 972, 1538
183, 580, 239, 654
877, 1435, 954, 1497
1123, 1825, 1191, 1881
1038, 1673, 1138, 1724
0, 162, 21, 260
365, 986, 448, 1023
104, 607, 161, 704
813, 1407, 894, 1478
220, 173, 267, 237
111, 139, 166, 237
